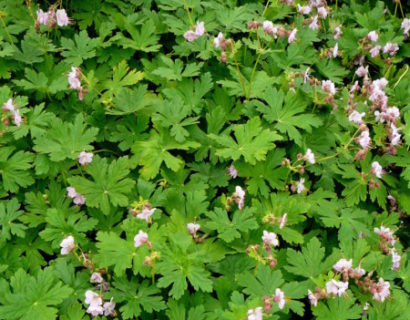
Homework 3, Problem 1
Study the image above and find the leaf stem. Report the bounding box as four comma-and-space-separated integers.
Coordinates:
230, 42, 247, 98
0, 13, 14, 45
183, 0, 195, 28
247, 51, 262, 99
393, 64, 408, 88
262, 0, 271, 17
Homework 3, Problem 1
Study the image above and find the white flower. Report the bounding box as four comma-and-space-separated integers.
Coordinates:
383, 43, 399, 56
187, 223, 200, 235
332, 43, 339, 58
262, 230, 279, 247
308, 289, 318, 307
263, 20, 276, 36
195, 21, 205, 36
184, 21, 205, 42
372, 78, 388, 90
322, 80, 336, 95
274, 288, 286, 309
134, 230, 149, 248
36, 9, 49, 25
305, 149, 315, 164
103, 298, 116, 316
333, 258, 352, 272
367, 31, 379, 42
229, 164, 238, 178
297, 178, 305, 194
317, 6, 328, 19
78, 151, 93, 165
374, 225, 395, 245
279, 213, 288, 229
357, 130, 371, 149
309, 15, 320, 30
214, 32, 225, 49
386, 106, 400, 120
355, 65, 369, 78
56, 9, 70, 27
85, 290, 104, 317
371, 161, 383, 178
184, 30, 198, 42
348, 111, 366, 124
297, 4, 312, 15
2, 98, 15, 112
60, 235, 75, 255
363, 302, 370, 311
66, 187, 77, 198
247, 307, 263, 320
334, 25, 342, 40
136, 207, 156, 222
68, 67, 81, 90
370, 45, 381, 57
390, 249, 401, 271
326, 279, 349, 296
401, 18, 410, 36
288, 28, 297, 44
12, 110, 23, 127
234, 186, 246, 210
390, 123, 401, 146
90, 272, 103, 284
350, 265, 366, 278
372, 278, 390, 302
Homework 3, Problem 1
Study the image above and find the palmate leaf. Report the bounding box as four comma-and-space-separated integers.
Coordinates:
111, 278, 166, 319
107, 85, 151, 115
209, 117, 281, 165
151, 55, 203, 81
0, 147, 34, 193
33, 114, 98, 162
286, 237, 339, 278
0, 268, 72, 320
0, 198, 26, 241
60, 30, 98, 65
237, 265, 284, 297
256, 88, 322, 145
68, 156, 135, 214
205, 207, 258, 243
313, 297, 362, 320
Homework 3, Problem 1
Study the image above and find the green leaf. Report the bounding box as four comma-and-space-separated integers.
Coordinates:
237, 265, 284, 297
313, 297, 362, 320
209, 117, 281, 165
0, 199, 26, 241
68, 156, 135, 214
61, 30, 98, 65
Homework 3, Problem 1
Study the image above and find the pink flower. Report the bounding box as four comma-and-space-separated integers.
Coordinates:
262, 230, 279, 247
390, 123, 401, 146
78, 151, 93, 165
60, 235, 75, 255
297, 4, 312, 15
317, 6, 328, 19
214, 32, 225, 49
288, 28, 297, 44
68, 67, 81, 90
90, 272, 103, 284
371, 161, 383, 178
187, 223, 200, 235
326, 279, 348, 296
372, 278, 390, 302
390, 249, 401, 271
333, 258, 352, 272
305, 149, 315, 164
357, 130, 371, 149
349, 111, 366, 125
263, 21, 278, 37
355, 65, 369, 78
56, 9, 70, 27
401, 18, 410, 36
321, 80, 336, 95
309, 16, 320, 30
184, 21, 205, 42
273, 288, 286, 309
195, 21, 205, 36
247, 307, 263, 320
350, 81, 361, 92
85, 290, 104, 317
350, 265, 366, 278
297, 178, 305, 194
36, 9, 49, 25
229, 164, 238, 178
12, 110, 23, 127
334, 25, 342, 40
233, 186, 245, 210
370, 45, 381, 57
66, 187, 86, 205
67, 187, 77, 198
103, 298, 116, 316
332, 43, 339, 58
383, 43, 399, 56
184, 30, 198, 42
136, 207, 156, 222
367, 31, 379, 42
308, 289, 318, 306
279, 213, 288, 229
2, 98, 15, 112
374, 225, 395, 245
134, 230, 149, 248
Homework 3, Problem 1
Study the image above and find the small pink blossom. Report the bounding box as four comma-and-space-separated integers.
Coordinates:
297, 178, 305, 194
374, 225, 395, 245
137, 207, 156, 222
90, 272, 103, 284
326, 279, 348, 296
273, 288, 286, 309
262, 230, 279, 247
229, 164, 238, 178
372, 278, 390, 302
309, 15, 320, 30
68, 67, 81, 90
78, 151, 93, 165
12, 110, 23, 127
350, 265, 366, 278
187, 223, 200, 236
247, 307, 263, 320
214, 32, 225, 49
184, 30, 198, 42
350, 81, 361, 93
233, 186, 245, 210
308, 289, 318, 306
390, 248, 401, 270
85, 290, 104, 317
2, 98, 15, 112
334, 25, 342, 40
383, 43, 399, 56
390, 123, 401, 146
36, 9, 49, 25
305, 148, 315, 164
134, 230, 149, 248
279, 213, 288, 229
333, 258, 352, 272
332, 43, 339, 58
288, 28, 297, 44
357, 130, 371, 149
401, 18, 410, 36
317, 6, 328, 19
322, 80, 336, 95
297, 4, 312, 15
371, 161, 383, 178
56, 9, 70, 27
263, 20, 277, 36
367, 31, 379, 42
184, 21, 205, 42
103, 298, 116, 316
355, 65, 369, 78
60, 235, 75, 255
348, 110, 365, 125
370, 45, 381, 57
66, 187, 86, 205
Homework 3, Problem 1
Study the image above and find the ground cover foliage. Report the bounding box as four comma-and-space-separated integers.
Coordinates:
0, 0, 409, 319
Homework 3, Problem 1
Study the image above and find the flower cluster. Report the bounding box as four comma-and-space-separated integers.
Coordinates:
66, 186, 86, 205
184, 21, 205, 42
36, 5, 70, 30
1, 98, 23, 127
84, 290, 115, 317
